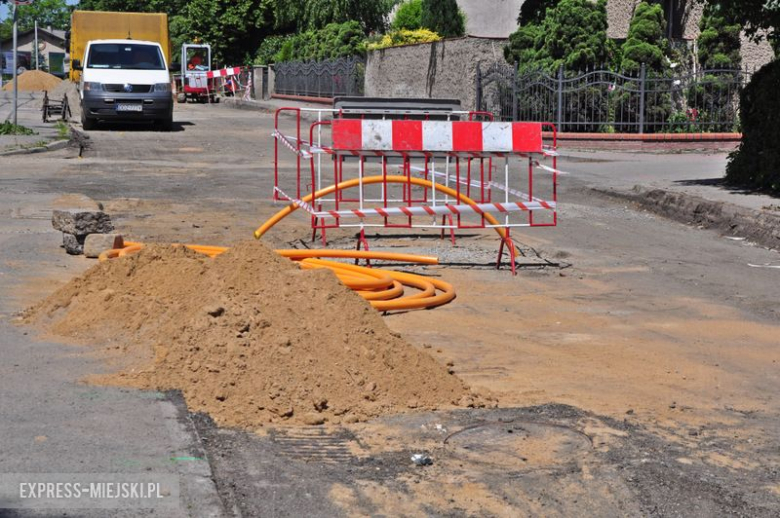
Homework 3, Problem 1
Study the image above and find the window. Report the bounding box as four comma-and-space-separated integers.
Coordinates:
87, 43, 165, 70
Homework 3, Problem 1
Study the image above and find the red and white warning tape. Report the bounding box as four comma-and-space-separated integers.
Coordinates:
274, 187, 317, 214
273, 131, 313, 159
316, 200, 556, 220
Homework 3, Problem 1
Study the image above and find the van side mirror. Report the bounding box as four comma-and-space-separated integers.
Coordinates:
72, 59, 82, 71
169, 63, 181, 72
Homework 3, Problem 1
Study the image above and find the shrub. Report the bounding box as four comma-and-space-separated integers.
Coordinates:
255, 35, 292, 65
420, 0, 465, 38
726, 59, 780, 193
392, 0, 423, 31
274, 21, 366, 62
367, 28, 441, 50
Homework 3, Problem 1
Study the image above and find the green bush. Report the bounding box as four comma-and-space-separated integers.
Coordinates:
367, 28, 441, 50
726, 59, 780, 193
274, 21, 366, 62
420, 0, 465, 38
255, 35, 292, 65
392, 0, 423, 31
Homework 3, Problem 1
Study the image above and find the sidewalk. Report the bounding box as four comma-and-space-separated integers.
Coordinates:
561, 150, 780, 250
0, 92, 65, 154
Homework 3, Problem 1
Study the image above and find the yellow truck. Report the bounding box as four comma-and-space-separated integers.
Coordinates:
69, 10, 172, 83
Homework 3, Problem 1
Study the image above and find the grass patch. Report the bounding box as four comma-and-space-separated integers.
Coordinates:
0, 121, 37, 136
55, 120, 70, 139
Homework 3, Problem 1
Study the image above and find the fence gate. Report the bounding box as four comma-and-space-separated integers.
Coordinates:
477, 61, 752, 133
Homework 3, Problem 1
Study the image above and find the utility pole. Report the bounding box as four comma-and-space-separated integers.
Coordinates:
35, 19, 38, 70
12, 0, 19, 125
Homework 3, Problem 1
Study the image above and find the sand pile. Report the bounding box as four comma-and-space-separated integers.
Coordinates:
27, 241, 484, 427
2, 70, 62, 92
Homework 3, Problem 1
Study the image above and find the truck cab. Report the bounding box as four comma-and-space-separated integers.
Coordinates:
74, 39, 173, 131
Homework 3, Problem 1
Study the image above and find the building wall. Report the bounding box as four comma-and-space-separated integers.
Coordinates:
365, 37, 507, 110
457, 0, 525, 38
1, 31, 66, 71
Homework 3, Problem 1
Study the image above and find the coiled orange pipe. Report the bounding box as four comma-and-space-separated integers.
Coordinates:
98, 242, 455, 311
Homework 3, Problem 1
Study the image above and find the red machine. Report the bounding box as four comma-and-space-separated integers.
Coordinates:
175, 43, 217, 103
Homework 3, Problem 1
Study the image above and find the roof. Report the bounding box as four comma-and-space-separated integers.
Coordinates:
0, 27, 66, 46
86, 39, 162, 46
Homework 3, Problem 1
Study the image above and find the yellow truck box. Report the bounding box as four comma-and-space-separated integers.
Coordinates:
70, 10, 171, 82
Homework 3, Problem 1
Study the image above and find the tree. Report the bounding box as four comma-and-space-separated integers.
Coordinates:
686, 4, 743, 132
726, 59, 780, 193
517, 0, 560, 26
420, 0, 465, 38
504, 0, 614, 72
0, 0, 71, 40
697, 0, 780, 48
273, 0, 394, 33
76, 0, 189, 14
185, 0, 276, 65
697, 4, 742, 70
392, 0, 422, 31
620, 1, 668, 73
703, 0, 779, 192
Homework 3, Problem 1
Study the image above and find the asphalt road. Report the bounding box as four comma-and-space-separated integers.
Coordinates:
0, 101, 778, 516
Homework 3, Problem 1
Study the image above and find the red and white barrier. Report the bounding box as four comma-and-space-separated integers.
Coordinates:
206, 66, 243, 78
332, 120, 543, 155
271, 107, 559, 274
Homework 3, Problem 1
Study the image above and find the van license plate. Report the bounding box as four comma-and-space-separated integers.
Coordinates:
116, 104, 143, 112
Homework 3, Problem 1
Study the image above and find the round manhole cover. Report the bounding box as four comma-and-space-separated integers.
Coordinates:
445, 421, 591, 470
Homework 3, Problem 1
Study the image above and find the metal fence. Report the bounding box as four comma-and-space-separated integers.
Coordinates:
476, 61, 753, 133
273, 56, 365, 99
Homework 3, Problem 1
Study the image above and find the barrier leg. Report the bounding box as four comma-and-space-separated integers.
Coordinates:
439, 215, 456, 245
355, 229, 371, 267
496, 229, 517, 276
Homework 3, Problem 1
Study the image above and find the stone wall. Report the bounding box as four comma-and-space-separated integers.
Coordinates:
740, 31, 776, 73
606, 0, 703, 40
457, 0, 525, 38
365, 37, 507, 111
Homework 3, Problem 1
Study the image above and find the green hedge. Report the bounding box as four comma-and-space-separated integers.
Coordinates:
726, 59, 780, 193
274, 21, 366, 63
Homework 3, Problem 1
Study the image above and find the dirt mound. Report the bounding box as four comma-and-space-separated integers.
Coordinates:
27, 241, 483, 427
2, 70, 61, 92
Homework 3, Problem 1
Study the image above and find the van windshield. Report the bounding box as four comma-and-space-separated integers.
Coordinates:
87, 43, 165, 70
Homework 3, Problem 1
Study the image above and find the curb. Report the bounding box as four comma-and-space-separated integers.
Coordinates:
595, 186, 780, 251
221, 98, 326, 122
0, 139, 70, 157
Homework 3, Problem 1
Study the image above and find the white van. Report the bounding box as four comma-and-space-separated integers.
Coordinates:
72, 39, 173, 131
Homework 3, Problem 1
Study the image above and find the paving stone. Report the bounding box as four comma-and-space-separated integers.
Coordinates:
62, 233, 86, 255
52, 210, 114, 236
